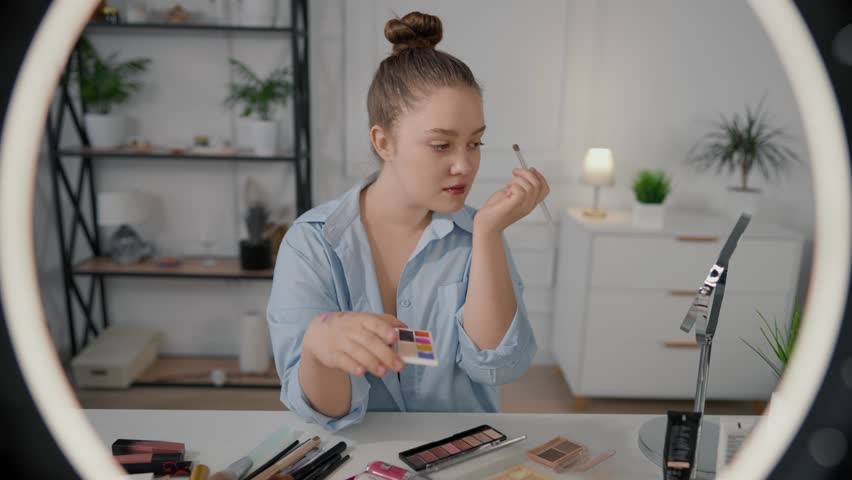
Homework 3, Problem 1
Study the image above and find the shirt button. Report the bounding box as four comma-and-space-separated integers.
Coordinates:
400, 299, 411, 308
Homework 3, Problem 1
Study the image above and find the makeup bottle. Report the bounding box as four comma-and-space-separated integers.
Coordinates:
663, 411, 702, 480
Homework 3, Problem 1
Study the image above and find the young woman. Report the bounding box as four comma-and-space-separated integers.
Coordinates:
267, 11, 550, 431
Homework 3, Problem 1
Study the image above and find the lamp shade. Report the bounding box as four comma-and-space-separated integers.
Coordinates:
96, 192, 150, 227
582, 148, 615, 186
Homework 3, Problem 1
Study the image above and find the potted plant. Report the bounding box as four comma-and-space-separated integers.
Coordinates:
632, 169, 671, 229
224, 59, 292, 156
240, 203, 272, 270
74, 37, 151, 148
239, 176, 272, 270
742, 303, 802, 379
742, 302, 801, 415
687, 101, 801, 216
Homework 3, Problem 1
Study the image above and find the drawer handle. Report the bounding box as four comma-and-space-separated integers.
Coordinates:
670, 290, 697, 297
676, 235, 720, 243
662, 340, 699, 349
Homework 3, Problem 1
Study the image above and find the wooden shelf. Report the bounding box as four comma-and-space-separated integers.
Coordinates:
86, 21, 305, 35
60, 145, 301, 163
74, 256, 273, 280
132, 356, 280, 389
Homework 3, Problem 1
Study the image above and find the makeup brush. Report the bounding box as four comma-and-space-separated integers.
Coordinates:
512, 144, 554, 225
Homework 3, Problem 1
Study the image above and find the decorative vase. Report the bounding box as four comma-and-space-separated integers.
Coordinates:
238, 0, 278, 27
633, 202, 665, 230
84, 113, 126, 148
239, 311, 271, 373
247, 119, 279, 156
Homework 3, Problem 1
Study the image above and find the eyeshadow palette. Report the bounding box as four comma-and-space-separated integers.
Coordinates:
398, 424, 506, 471
527, 436, 585, 470
394, 328, 438, 367
488, 465, 552, 480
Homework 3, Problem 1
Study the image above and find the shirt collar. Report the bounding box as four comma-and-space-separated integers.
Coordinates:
322, 172, 475, 249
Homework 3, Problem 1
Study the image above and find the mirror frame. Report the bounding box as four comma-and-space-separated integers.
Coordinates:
0, 1, 849, 478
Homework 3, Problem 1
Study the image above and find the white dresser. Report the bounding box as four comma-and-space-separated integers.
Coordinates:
552, 208, 803, 400
505, 221, 558, 365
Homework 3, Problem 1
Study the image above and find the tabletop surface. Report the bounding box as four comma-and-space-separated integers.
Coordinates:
86, 409, 752, 479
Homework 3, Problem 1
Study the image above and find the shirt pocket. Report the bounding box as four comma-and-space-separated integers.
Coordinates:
438, 280, 467, 322
414, 280, 466, 394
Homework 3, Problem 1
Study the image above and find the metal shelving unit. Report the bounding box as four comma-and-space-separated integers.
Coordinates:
48, 0, 310, 359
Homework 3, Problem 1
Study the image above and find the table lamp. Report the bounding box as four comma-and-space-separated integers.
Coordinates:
97, 192, 152, 264
582, 148, 614, 218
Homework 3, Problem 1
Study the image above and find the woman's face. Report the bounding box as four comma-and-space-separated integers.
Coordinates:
376, 86, 485, 213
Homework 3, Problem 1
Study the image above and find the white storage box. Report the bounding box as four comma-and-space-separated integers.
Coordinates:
71, 327, 161, 389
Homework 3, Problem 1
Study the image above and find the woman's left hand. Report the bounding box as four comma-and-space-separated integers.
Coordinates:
475, 167, 550, 234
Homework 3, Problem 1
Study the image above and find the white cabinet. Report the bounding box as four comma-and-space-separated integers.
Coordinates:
505, 221, 558, 365
552, 209, 803, 400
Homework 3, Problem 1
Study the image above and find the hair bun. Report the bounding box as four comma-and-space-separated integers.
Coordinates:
385, 11, 443, 55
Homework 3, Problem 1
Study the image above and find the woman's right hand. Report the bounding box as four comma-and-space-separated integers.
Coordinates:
302, 312, 407, 377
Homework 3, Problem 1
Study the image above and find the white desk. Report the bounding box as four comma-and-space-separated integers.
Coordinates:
86, 410, 742, 479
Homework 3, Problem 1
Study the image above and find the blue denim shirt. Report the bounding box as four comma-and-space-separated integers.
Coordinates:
267, 173, 537, 431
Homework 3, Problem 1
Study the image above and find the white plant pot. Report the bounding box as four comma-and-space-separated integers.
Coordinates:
247, 119, 279, 156
633, 202, 665, 230
84, 113, 126, 148
724, 188, 762, 219
239, 0, 278, 27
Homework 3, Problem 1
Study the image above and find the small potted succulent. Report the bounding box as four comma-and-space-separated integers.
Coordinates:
632, 169, 671, 229
224, 58, 292, 156
74, 36, 151, 148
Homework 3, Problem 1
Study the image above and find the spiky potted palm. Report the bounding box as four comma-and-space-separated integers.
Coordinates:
687, 101, 800, 216
632, 169, 671, 229
75, 36, 151, 148
224, 59, 292, 156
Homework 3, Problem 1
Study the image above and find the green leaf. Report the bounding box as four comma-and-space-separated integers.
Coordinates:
632, 170, 671, 204
741, 338, 783, 377
74, 38, 150, 111
224, 58, 292, 119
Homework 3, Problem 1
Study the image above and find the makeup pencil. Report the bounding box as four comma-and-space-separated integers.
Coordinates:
253, 437, 322, 480
280, 448, 323, 475
291, 441, 347, 480
512, 144, 554, 225
243, 440, 301, 480
304, 454, 350, 480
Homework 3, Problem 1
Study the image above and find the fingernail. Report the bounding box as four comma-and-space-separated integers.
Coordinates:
378, 366, 387, 376
531, 167, 537, 172
396, 361, 405, 371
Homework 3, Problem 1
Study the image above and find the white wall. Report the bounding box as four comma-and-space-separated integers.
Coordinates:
340, 1, 812, 364
35, 1, 813, 365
